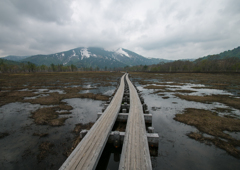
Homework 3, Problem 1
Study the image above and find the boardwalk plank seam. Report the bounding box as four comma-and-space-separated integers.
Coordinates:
119, 74, 152, 170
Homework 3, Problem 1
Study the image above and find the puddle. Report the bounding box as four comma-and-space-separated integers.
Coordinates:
0, 99, 102, 170
202, 133, 214, 138
18, 88, 32, 92
79, 86, 115, 96
48, 89, 66, 94
24, 94, 50, 100
62, 98, 102, 124
145, 83, 233, 96
33, 89, 49, 93
1, 74, 240, 170
33, 89, 66, 94
223, 131, 240, 140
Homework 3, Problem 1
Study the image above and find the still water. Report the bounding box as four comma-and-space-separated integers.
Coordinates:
1, 81, 240, 170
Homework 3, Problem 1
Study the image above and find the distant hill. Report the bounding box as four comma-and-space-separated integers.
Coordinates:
196, 46, 240, 61
0, 58, 21, 65
3, 55, 29, 61
17, 47, 171, 68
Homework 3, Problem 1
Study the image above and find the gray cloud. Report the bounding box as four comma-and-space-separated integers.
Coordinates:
0, 0, 240, 60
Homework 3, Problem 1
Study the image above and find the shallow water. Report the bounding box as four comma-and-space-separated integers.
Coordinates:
1, 79, 240, 170
0, 99, 102, 170
135, 81, 240, 170
79, 86, 116, 96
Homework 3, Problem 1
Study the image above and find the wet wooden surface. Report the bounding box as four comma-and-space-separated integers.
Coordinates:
119, 74, 152, 170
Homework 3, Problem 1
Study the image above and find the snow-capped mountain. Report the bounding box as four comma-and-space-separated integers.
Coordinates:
18, 47, 170, 68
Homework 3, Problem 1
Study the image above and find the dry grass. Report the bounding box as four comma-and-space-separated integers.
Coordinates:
175, 90, 196, 93
1, 72, 120, 107
49, 118, 68, 126
175, 94, 240, 110
0, 91, 36, 106
0, 71, 120, 132
188, 132, 240, 158
130, 72, 240, 158
144, 85, 167, 90
37, 141, 54, 161
213, 107, 233, 113
25, 92, 109, 105
65, 122, 94, 156
73, 122, 94, 134
174, 108, 240, 158
130, 72, 240, 88
31, 106, 71, 126
33, 133, 48, 138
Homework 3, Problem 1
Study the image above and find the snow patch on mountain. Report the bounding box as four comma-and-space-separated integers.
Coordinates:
72, 50, 76, 56
115, 48, 130, 58
81, 48, 90, 59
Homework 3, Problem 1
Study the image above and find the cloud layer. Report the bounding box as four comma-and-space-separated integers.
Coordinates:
0, 0, 240, 59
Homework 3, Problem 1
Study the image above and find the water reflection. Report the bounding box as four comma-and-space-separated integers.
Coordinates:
79, 86, 116, 96
137, 83, 240, 170
0, 99, 102, 170
96, 144, 122, 170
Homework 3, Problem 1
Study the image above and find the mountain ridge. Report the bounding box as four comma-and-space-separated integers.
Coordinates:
4, 47, 171, 68
196, 46, 240, 62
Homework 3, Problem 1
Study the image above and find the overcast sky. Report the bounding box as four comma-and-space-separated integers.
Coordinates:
0, 0, 240, 60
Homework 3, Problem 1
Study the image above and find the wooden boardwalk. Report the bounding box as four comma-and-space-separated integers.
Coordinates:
59, 74, 126, 170
119, 74, 152, 170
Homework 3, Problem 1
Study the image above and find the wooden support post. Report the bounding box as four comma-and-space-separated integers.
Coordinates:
80, 130, 159, 147
104, 104, 108, 109
80, 130, 88, 139
148, 127, 154, 133
113, 131, 120, 148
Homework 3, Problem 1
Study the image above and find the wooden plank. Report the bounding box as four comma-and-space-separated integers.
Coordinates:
59, 74, 126, 170
119, 74, 152, 170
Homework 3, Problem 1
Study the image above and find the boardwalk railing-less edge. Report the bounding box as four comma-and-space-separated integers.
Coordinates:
60, 73, 157, 170
59, 74, 126, 170
119, 74, 152, 170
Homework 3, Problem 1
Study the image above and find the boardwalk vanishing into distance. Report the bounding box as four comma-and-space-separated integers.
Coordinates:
119, 74, 152, 170
60, 74, 126, 170
60, 73, 157, 170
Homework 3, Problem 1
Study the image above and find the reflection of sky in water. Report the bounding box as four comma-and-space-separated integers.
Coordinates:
223, 131, 240, 140
134, 80, 240, 170
2, 77, 240, 170
0, 99, 102, 170
79, 86, 115, 96
145, 83, 233, 96
33, 89, 66, 94
63, 98, 102, 124
24, 94, 50, 100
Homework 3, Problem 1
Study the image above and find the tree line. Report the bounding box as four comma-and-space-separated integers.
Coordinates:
0, 60, 123, 73
124, 57, 240, 73
0, 61, 78, 73
2, 56, 239, 73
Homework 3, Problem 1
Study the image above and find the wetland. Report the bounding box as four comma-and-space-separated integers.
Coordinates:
1, 72, 240, 169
